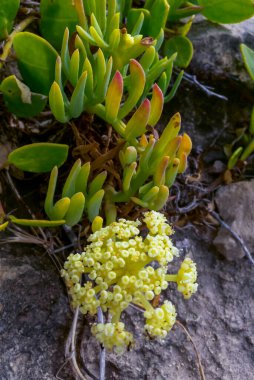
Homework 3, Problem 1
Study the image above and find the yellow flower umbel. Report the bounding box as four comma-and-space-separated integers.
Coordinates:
61, 211, 198, 353
166, 257, 198, 299
91, 322, 133, 354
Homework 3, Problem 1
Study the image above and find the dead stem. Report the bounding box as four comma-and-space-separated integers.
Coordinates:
175, 320, 206, 380
176, 69, 228, 101
91, 142, 125, 171
209, 210, 254, 266
65, 307, 89, 380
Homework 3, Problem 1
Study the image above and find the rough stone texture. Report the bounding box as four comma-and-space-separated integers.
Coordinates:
1, 234, 254, 380
168, 18, 254, 149
213, 180, 254, 260
0, 245, 72, 380
189, 17, 254, 88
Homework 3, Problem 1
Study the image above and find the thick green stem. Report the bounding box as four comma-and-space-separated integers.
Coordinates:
111, 168, 150, 203
134, 292, 154, 313
0, 16, 36, 69
165, 274, 178, 282
111, 310, 121, 323
87, 104, 126, 136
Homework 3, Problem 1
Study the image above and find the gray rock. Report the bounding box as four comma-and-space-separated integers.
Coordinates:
167, 18, 254, 149
189, 18, 254, 88
0, 244, 73, 380
213, 180, 254, 260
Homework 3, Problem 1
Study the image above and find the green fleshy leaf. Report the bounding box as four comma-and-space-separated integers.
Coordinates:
197, 0, 254, 24
62, 159, 81, 198
0, 221, 9, 231
88, 171, 107, 197
64, 192, 85, 226
13, 32, 58, 95
148, 84, 164, 127
0, 75, 47, 118
143, 0, 169, 38
164, 36, 193, 68
40, 0, 79, 50
49, 82, 69, 123
228, 147, 243, 169
241, 44, 254, 81
165, 158, 180, 187
123, 162, 137, 192
87, 189, 104, 222
0, 0, 20, 40
241, 139, 254, 161
44, 166, 58, 219
151, 185, 169, 211
105, 71, 123, 122
69, 71, 87, 118
124, 99, 151, 140
168, 4, 201, 22
119, 59, 146, 119
69, 49, 80, 87
51, 197, 70, 220
75, 162, 90, 194
8, 143, 69, 173
141, 186, 159, 202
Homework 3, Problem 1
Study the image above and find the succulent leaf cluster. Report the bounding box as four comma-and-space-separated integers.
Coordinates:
49, 26, 181, 125
9, 159, 106, 227
61, 211, 198, 353
45, 159, 107, 225
105, 110, 192, 223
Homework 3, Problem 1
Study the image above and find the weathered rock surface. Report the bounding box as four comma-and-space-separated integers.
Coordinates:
189, 17, 254, 88
213, 180, 254, 260
169, 18, 254, 149
1, 234, 254, 380
0, 245, 72, 380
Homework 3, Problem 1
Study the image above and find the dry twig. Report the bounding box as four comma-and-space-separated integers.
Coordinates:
176, 320, 206, 380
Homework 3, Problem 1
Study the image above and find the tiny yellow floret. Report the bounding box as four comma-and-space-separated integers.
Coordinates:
176, 258, 198, 299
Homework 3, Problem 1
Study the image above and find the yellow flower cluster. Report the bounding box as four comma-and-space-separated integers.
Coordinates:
91, 322, 133, 354
62, 211, 198, 353
176, 258, 198, 299
144, 301, 176, 338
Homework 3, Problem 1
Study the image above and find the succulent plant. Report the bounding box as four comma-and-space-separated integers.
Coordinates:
104, 95, 192, 223
49, 30, 182, 128
9, 158, 106, 227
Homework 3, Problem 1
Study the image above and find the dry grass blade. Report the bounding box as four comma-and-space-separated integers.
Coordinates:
175, 320, 206, 380
65, 307, 89, 380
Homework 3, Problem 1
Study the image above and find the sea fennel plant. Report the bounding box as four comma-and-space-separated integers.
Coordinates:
62, 211, 198, 353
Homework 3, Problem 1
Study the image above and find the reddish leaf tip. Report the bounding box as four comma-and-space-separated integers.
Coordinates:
113, 71, 124, 88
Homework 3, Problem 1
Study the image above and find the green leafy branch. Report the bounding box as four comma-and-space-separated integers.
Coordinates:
49, 29, 182, 131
